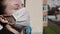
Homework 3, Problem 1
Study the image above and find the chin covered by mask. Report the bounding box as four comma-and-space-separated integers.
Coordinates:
11, 8, 30, 29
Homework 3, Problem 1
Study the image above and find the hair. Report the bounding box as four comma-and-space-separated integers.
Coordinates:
0, 0, 6, 15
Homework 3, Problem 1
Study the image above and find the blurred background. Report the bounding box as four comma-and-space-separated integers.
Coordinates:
43, 0, 60, 34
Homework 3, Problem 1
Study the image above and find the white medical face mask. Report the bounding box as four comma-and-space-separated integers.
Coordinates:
11, 7, 30, 27
12, 8, 27, 20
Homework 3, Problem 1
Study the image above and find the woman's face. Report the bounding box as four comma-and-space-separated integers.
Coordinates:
3, 0, 23, 15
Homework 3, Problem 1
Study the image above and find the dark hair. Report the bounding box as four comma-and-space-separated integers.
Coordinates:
0, 0, 6, 15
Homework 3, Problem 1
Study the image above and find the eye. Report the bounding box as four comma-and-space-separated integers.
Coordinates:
12, 4, 18, 10
15, 4, 19, 7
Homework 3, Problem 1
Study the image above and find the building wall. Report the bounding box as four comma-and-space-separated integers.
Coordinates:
26, 0, 43, 34
43, 0, 48, 27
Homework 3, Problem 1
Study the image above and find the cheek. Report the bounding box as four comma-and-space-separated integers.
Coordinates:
6, 4, 16, 10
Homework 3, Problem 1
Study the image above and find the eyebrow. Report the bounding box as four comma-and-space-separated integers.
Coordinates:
3, 15, 12, 17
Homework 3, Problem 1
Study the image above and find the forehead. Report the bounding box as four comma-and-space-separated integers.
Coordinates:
3, 0, 23, 5
4, 0, 21, 2
4, 0, 22, 3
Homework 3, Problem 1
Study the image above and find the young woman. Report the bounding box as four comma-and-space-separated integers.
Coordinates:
0, 0, 30, 34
